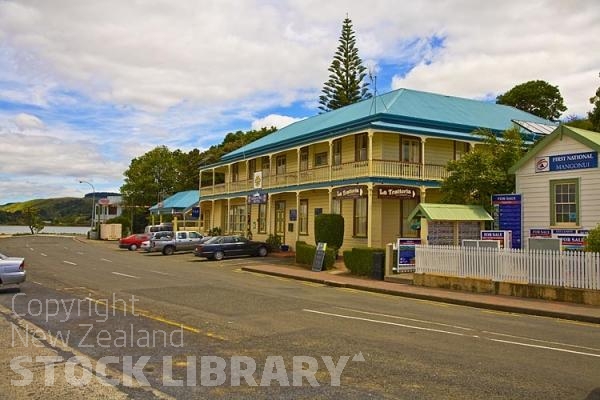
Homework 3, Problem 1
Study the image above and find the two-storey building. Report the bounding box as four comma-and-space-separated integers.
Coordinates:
199, 88, 553, 251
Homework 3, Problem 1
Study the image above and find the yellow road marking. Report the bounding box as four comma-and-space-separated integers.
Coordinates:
337, 287, 362, 294
557, 319, 600, 328
301, 281, 325, 287
86, 298, 227, 341
481, 310, 521, 317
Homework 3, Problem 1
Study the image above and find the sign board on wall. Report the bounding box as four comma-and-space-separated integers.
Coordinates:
492, 194, 522, 249
556, 234, 586, 251
376, 186, 418, 200
535, 151, 598, 173
247, 192, 268, 204
552, 228, 577, 235
480, 230, 512, 248
253, 171, 263, 189
529, 228, 552, 238
396, 238, 421, 272
334, 185, 366, 199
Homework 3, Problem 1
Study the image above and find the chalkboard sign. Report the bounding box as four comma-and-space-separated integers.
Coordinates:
312, 242, 327, 272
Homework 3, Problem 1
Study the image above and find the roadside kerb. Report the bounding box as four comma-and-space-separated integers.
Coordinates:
241, 266, 600, 325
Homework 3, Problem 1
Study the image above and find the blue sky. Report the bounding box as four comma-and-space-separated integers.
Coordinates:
1, 0, 599, 204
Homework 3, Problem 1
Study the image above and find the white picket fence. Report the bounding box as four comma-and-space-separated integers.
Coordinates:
415, 245, 600, 290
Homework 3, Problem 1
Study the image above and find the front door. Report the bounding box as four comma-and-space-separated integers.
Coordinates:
275, 200, 286, 243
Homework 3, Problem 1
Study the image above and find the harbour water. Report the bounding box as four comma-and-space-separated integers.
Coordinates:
0, 225, 90, 235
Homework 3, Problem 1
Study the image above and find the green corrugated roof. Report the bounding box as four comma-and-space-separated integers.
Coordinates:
149, 190, 199, 213
509, 125, 600, 173
220, 88, 554, 165
407, 203, 493, 222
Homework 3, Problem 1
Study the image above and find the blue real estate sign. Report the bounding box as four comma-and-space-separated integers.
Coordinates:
535, 151, 598, 173
492, 194, 522, 249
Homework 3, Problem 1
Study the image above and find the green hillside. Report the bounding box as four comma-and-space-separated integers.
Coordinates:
0, 197, 93, 225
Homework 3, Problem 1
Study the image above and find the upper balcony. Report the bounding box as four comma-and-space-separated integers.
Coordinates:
200, 158, 450, 196
199, 132, 470, 197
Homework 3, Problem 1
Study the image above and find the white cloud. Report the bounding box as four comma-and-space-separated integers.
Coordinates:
13, 112, 44, 130
388, 1, 600, 117
251, 114, 304, 130
0, 0, 599, 204
2, 0, 597, 117
0, 130, 124, 181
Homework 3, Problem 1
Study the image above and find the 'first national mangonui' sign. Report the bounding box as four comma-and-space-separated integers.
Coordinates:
535, 151, 598, 173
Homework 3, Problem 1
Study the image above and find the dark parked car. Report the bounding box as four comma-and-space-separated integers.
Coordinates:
193, 235, 269, 260
118, 233, 151, 251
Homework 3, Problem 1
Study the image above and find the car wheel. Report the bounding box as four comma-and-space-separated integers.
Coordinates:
257, 246, 268, 257
163, 246, 175, 256
214, 251, 224, 261
129, 244, 138, 251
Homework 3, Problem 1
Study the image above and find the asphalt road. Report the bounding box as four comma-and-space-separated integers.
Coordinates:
1, 235, 600, 399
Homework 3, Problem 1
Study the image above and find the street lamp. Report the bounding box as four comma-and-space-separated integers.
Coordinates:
79, 180, 96, 230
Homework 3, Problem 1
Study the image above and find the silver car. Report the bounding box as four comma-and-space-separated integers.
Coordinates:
0, 252, 26, 287
141, 231, 173, 252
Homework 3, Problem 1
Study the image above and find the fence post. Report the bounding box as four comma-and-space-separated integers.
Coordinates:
385, 243, 394, 277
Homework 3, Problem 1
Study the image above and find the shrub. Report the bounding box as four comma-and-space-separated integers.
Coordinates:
585, 224, 600, 252
208, 227, 222, 236
315, 214, 344, 252
343, 247, 386, 276
266, 234, 282, 250
295, 241, 335, 270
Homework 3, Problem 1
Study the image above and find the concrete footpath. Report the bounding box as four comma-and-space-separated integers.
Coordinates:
242, 264, 600, 324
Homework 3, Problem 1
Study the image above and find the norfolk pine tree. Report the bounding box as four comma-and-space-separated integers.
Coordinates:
319, 17, 371, 112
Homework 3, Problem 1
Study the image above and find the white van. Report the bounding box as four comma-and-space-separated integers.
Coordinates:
144, 223, 173, 233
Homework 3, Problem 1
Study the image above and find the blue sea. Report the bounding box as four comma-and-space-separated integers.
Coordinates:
0, 225, 90, 235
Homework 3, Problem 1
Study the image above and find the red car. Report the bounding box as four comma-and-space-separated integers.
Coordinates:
118, 234, 151, 251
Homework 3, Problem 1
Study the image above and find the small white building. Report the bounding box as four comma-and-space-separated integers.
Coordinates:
510, 125, 600, 246
96, 195, 123, 223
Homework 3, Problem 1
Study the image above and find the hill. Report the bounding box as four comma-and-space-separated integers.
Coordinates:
0, 197, 93, 225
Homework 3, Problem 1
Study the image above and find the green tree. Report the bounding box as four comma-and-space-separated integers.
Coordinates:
24, 207, 44, 234
585, 224, 600, 253
496, 80, 567, 121
588, 73, 600, 132
564, 115, 593, 131
441, 128, 527, 212
319, 17, 371, 112
122, 128, 278, 208
121, 146, 179, 209
198, 127, 276, 187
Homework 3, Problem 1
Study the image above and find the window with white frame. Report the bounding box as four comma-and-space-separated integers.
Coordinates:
258, 203, 266, 233
229, 205, 247, 233
402, 138, 420, 163
300, 147, 309, 171
248, 159, 256, 179
454, 141, 470, 160
355, 133, 368, 162
276, 155, 286, 175
315, 151, 328, 167
231, 163, 239, 182
261, 156, 270, 177
333, 139, 342, 166
299, 199, 308, 235
331, 198, 341, 215
551, 178, 579, 225
353, 197, 368, 237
